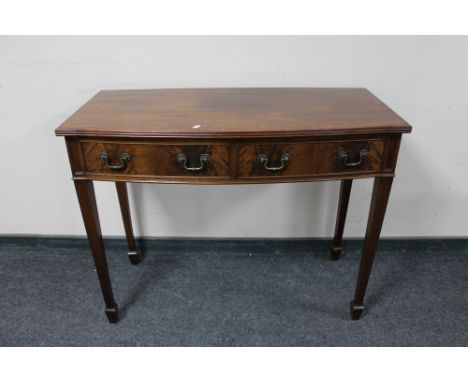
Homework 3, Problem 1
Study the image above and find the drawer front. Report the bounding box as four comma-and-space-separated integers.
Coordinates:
237, 139, 386, 179
81, 141, 230, 178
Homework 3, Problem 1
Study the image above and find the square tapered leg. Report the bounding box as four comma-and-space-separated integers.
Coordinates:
331, 179, 353, 261
351, 177, 393, 320
116, 182, 141, 265
74, 180, 119, 323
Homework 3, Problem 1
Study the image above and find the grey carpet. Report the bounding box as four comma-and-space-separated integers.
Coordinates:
0, 238, 466, 346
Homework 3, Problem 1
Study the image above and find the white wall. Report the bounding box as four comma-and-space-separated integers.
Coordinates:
1, 36, 467, 238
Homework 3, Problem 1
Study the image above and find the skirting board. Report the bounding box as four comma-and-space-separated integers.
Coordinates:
0, 235, 467, 254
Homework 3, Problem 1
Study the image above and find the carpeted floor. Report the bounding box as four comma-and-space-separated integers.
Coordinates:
0, 238, 466, 346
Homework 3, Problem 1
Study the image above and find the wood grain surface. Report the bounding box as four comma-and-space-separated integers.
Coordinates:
56, 88, 411, 138
81, 141, 230, 178
237, 139, 385, 179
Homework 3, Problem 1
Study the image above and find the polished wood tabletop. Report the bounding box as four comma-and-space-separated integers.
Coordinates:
57, 88, 411, 323
56, 88, 411, 138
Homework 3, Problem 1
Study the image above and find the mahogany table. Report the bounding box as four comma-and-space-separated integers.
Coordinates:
56, 88, 411, 323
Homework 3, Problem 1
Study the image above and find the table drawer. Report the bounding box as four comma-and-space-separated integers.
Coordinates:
237, 139, 386, 179
81, 141, 230, 177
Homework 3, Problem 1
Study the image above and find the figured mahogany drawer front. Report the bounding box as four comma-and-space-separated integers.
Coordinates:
237, 139, 386, 179
81, 141, 230, 177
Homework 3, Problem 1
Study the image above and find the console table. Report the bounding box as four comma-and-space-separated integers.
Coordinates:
56, 88, 411, 323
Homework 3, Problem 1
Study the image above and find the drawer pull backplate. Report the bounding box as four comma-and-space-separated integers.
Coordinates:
177, 153, 210, 172
100, 152, 132, 170
257, 153, 291, 172
338, 148, 368, 168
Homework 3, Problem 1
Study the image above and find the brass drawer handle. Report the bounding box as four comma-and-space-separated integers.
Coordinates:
257, 153, 291, 171
177, 153, 210, 172
100, 152, 132, 170
338, 148, 368, 167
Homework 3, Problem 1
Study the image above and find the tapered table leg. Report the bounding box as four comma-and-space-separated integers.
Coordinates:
116, 182, 140, 265
330, 179, 353, 261
74, 180, 119, 323
351, 176, 393, 320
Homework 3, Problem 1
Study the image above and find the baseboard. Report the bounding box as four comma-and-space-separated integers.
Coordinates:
0, 234, 467, 253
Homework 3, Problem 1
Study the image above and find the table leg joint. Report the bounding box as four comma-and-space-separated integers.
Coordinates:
128, 250, 141, 265
330, 245, 342, 261
350, 301, 364, 320
105, 304, 119, 323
